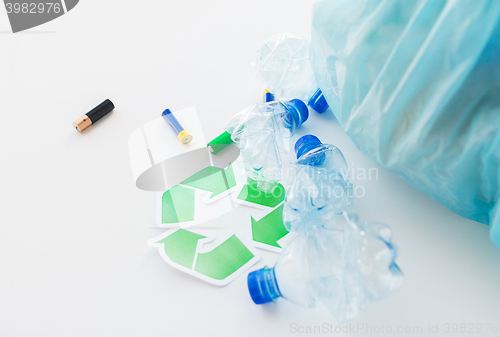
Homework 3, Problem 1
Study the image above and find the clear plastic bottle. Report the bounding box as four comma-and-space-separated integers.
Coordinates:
254, 33, 330, 114
247, 212, 404, 322
224, 99, 308, 193
284, 135, 353, 232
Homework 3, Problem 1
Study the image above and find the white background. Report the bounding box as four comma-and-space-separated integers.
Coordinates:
1, 1, 499, 336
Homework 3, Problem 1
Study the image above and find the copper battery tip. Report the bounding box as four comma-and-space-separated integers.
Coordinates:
73, 99, 115, 132
73, 115, 92, 132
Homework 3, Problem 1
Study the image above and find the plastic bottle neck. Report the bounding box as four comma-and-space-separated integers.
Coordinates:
247, 267, 282, 304
282, 99, 309, 130
294, 134, 326, 166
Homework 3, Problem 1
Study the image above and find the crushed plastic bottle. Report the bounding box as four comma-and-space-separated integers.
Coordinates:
248, 135, 403, 320
247, 212, 404, 322
254, 33, 331, 114
224, 99, 308, 193
283, 135, 353, 232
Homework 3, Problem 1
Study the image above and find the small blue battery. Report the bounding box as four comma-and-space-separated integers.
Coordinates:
162, 109, 193, 145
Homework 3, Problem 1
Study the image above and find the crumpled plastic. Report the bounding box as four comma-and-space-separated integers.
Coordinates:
280, 139, 401, 321
253, 33, 318, 102
225, 99, 307, 192
284, 143, 353, 232
310, 0, 500, 248
275, 212, 403, 322
224, 104, 282, 193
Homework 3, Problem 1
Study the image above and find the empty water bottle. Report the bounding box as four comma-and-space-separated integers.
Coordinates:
247, 212, 403, 322
224, 99, 308, 193
254, 33, 330, 114
284, 135, 353, 232
207, 90, 275, 155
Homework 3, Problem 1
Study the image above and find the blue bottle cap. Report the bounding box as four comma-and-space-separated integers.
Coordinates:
247, 268, 281, 304
283, 99, 309, 129
308, 88, 329, 114
294, 134, 326, 166
295, 134, 322, 158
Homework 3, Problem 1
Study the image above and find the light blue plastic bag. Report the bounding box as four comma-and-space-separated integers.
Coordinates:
310, 0, 500, 248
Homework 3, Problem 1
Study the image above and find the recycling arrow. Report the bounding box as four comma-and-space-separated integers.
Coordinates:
159, 163, 240, 227
194, 234, 256, 280
180, 163, 237, 200
155, 229, 207, 269
152, 158, 290, 285
150, 229, 259, 286
251, 204, 289, 249
161, 185, 195, 224
237, 178, 285, 208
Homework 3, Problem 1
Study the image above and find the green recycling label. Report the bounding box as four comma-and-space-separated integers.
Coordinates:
150, 157, 291, 286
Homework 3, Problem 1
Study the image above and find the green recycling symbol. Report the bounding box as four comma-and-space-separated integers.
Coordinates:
149, 158, 291, 286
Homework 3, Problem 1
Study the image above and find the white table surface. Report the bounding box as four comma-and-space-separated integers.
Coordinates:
1, 1, 499, 336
